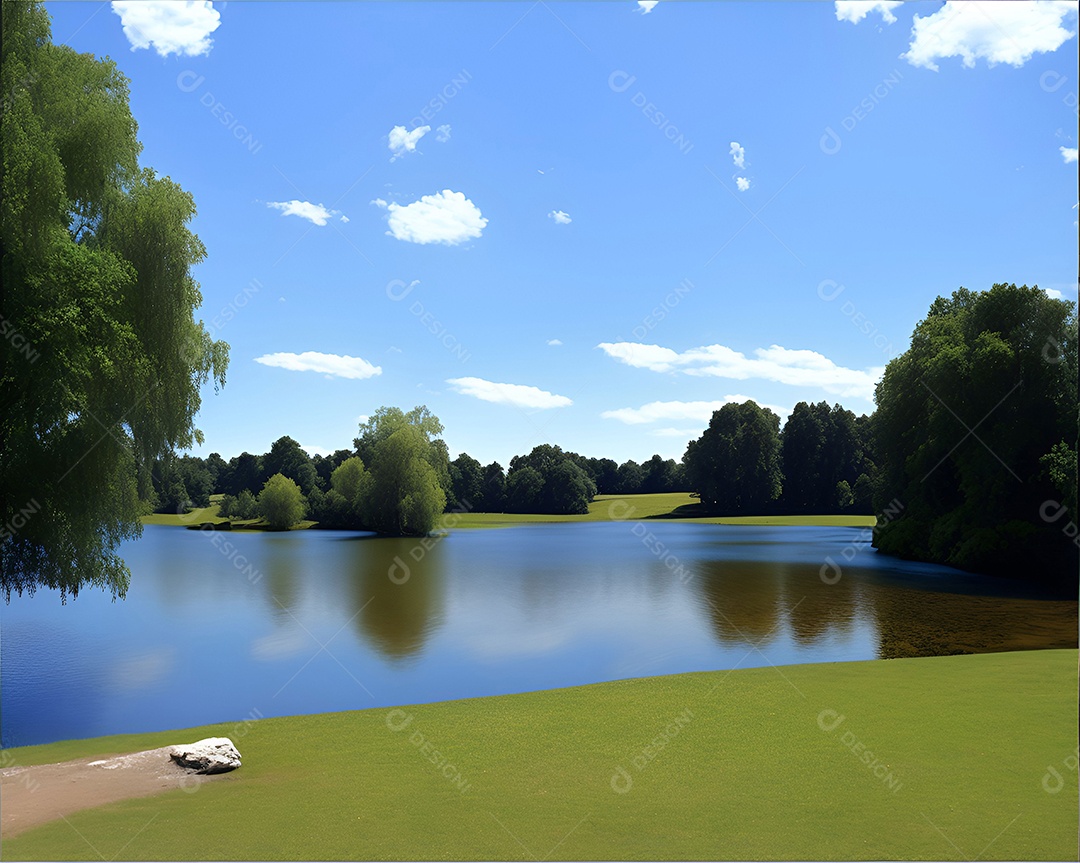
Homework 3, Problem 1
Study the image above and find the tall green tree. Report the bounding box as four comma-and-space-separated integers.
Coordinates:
1, 2, 227, 601
872, 284, 1077, 584
684, 400, 782, 511
258, 473, 306, 530
506, 444, 596, 514
263, 435, 319, 494
354, 407, 448, 535
480, 462, 507, 512
448, 452, 483, 511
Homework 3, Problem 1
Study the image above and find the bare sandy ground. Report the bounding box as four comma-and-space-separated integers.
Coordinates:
1, 747, 228, 838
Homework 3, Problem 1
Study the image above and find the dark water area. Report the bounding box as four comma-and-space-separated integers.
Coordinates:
2, 523, 1075, 747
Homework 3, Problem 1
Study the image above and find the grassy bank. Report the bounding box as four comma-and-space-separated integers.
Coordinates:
450, 493, 876, 528
4, 649, 1076, 860
142, 493, 876, 531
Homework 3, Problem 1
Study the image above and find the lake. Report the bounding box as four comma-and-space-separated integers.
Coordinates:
2, 522, 1075, 748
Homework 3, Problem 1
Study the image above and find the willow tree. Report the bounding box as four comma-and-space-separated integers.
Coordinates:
1, 2, 227, 601
354, 407, 449, 535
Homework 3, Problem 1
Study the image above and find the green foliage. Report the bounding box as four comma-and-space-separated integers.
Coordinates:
781, 401, 870, 512
263, 436, 319, 494
1040, 441, 1077, 520
232, 489, 258, 521
257, 474, 306, 530
354, 407, 448, 535
873, 283, 1078, 583
640, 453, 684, 493
506, 445, 596, 514
330, 456, 366, 502
448, 452, 483, 511
615, 459, 644, 494
218, 452, 263, 497
587, 457, 619, 494
480, 461, 507, 512
835, 480, 854, 509
1, 2, 228, 601
684, 400, 783, 511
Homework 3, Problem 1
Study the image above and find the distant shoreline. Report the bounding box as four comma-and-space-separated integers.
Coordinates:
141, 491, 877, 532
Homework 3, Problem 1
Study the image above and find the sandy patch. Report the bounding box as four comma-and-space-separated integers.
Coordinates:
1, 747, 230, 837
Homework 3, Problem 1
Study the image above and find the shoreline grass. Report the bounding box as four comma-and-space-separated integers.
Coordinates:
141, 492, 877, 531
4, 649, 1076, 860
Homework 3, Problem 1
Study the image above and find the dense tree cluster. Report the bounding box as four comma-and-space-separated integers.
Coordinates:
681, 400, 877, 515
872, 284, 1077, 584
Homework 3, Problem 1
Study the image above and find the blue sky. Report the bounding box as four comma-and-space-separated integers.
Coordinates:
46, 0, 1079, 467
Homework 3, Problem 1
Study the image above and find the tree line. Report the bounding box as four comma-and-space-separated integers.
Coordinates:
158, 398, 880, 532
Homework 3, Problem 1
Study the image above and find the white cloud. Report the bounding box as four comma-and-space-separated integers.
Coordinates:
1045, 288, 1065, 299
637, 1, 660, 12
729, 141, 746, 169
601, 398, 765, 425
903, 1, 1079, 71
736, 177, 751, 191
436, 124, 452, 143
548, 210, 572, 224
301, 444, 332, 457
254, 351, 382, 380
1061, 146, 1079, 163
547, 339, 563, 346
597, 341, 884, 400
111, 1, 220, 57
650, 427, 705, 438
339, 215, 350, 223
834, 1, 904, 25
267, 200, 339, 226
388, 124, 430, 160
446, 377, 572, 410
374, 190, 487, 245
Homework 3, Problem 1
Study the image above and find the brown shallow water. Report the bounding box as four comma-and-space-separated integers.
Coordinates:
871, 586, 1078, 658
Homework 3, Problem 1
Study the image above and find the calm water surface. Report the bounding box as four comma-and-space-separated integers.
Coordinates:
2, 523, 1075, 747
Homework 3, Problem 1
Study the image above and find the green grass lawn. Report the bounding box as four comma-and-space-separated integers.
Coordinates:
4, 649, 1076, 860
449, 493, 877, 529
141, 496, 316, 530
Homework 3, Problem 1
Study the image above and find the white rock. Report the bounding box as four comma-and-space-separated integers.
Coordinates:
169, 737, 241, 774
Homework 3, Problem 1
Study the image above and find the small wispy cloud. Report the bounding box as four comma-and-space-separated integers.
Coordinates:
1061, 146, 1079, 163
597, 340, 884, 400
548, 210, 572, 224
637, 0, 660, 12
834, 1, 904, 25
266, 200, 340, 226
729, 141, 746, 169
447, 377, 572, 409
436, 124, 452, 143
388, 124, 430, 160
547, 339, 563, 346
601, 397, 772, 425
736, 177, 750, 191
254, 351, 382, 380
